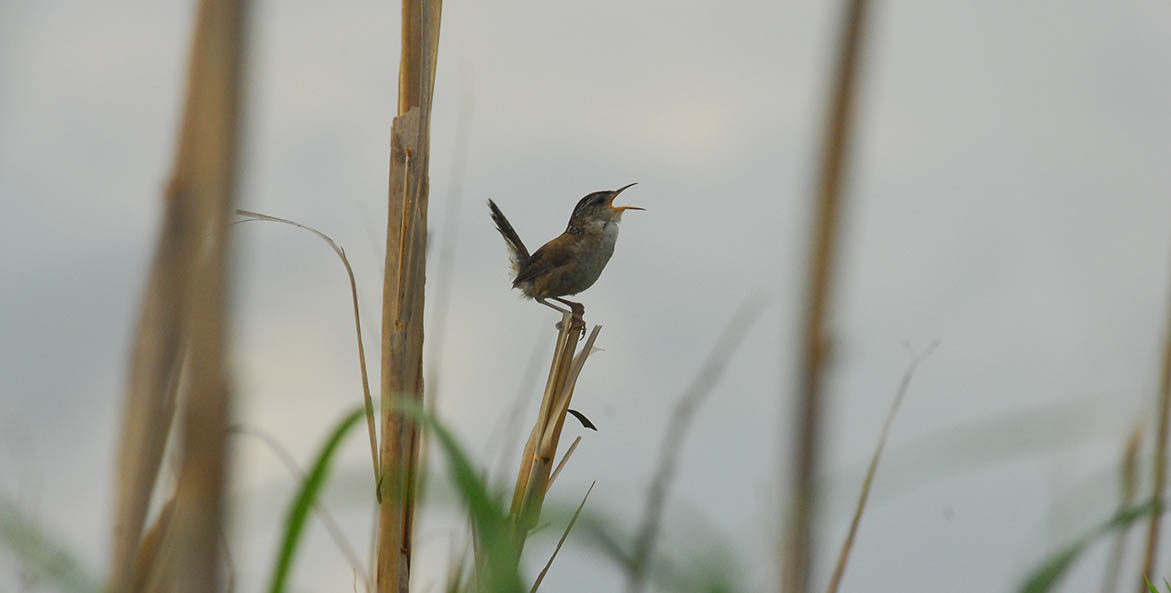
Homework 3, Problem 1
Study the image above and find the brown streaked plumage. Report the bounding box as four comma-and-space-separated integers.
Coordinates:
488, 183, 643, 318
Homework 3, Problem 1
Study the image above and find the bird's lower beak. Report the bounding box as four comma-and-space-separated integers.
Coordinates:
608, 182, 645, 212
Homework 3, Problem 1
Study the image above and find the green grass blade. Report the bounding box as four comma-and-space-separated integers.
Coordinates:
268, 407, 365, 593
1145, 576, 1160, 593
0, 499, 99, 593
1017, 499, 1158, 593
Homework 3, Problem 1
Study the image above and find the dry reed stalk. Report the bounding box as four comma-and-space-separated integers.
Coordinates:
510, 317, 596, 552
1141, 294, 1171, 590
154, 0, 246, 589
824, 343, 936, 593
783, 0, 871, 591
624, 297, 767, 593
129, 498, 175, 593
376, 2, 442, 592
110, 0, 245, 591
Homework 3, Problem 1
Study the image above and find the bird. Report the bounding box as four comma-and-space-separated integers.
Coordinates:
488, 183, 644, 321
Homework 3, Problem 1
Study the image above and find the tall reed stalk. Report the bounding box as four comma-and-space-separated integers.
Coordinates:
109, 1, 247, 592
376, 2, 443, 593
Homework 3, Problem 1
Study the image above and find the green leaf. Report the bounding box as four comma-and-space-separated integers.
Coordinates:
1145, 576, 1160, 593
0, 500, 99, 593
1017, 499, 1157, 593
268, 407, 365, 593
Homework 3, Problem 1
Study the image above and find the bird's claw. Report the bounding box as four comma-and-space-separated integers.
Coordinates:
555, 309, 587, 339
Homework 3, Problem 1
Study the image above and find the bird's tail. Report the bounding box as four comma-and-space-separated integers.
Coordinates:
488, 199, 530, 276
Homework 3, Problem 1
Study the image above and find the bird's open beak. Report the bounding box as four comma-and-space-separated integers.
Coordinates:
608, 182, 645, 212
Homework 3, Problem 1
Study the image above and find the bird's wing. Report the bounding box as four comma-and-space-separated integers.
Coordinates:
513, 233, 575, 287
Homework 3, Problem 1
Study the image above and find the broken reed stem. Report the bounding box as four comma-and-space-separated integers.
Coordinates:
624, 296, 767, 593
1141, 285, 1171, 590
783, 1, 871, 592
824, 343, 937, 593
511, 315, 596, 554
376, 2, 442, 593
110, 1, 245, 592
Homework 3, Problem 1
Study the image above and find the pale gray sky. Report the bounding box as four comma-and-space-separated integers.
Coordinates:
3, 1, 1171, 592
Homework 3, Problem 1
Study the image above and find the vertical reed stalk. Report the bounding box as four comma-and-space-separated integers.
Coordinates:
376, 2, 442, 593
109, 0, 247, 591
783, 0, 871, 591
1140, 289, 1171, 590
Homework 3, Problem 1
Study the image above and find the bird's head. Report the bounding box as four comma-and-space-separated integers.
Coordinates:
569, 183, 644, 225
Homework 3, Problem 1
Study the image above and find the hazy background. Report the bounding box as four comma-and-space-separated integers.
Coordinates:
3, 1, 1171, 592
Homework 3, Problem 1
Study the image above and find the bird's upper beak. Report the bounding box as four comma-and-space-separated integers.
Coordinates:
608, 182, 645, 212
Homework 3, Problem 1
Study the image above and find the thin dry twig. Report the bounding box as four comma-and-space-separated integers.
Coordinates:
548, 436, 582, 489
1101, 423, 1143, 593
624, 295, 767, 593
530, 481, 596, 593
824, 342, 938, 593
233, 210, 380, 494
784, 0, 872, 591
1141, 288, 1171, 590
230, 425, 371, 588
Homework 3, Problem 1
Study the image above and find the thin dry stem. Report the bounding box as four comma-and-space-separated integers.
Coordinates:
231, 425, 370, 587
624, 296, 767, 593
784, 0, 871, 591
824, 342, 937, 593
1141, 289, 1171, 590
1101, 423, 1143, 593
530, 481, 595, 593
549, 436, 582, 488
377, 2, 443, 592
234, 210, 381, 495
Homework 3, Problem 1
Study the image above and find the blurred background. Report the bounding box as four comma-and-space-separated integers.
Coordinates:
3, 1, 1171, 591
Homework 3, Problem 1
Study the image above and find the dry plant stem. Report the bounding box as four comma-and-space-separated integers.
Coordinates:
530, 481, 595, 593
147, 0, 246, 591
234, 210, 381, 493
624, 296, 767, 593
1101, 424, 1143, 593
784, 1, 871, 592
377, 2, 442, 592
824, 342, 937, 593
231, 425, 370, 586
511, 317, 596, 553
1141, 295, 1171, 590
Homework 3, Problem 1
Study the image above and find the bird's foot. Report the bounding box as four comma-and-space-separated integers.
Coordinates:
555, 304, 587, 339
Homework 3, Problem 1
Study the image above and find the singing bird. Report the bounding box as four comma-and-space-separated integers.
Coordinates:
488, 183, 643, 319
